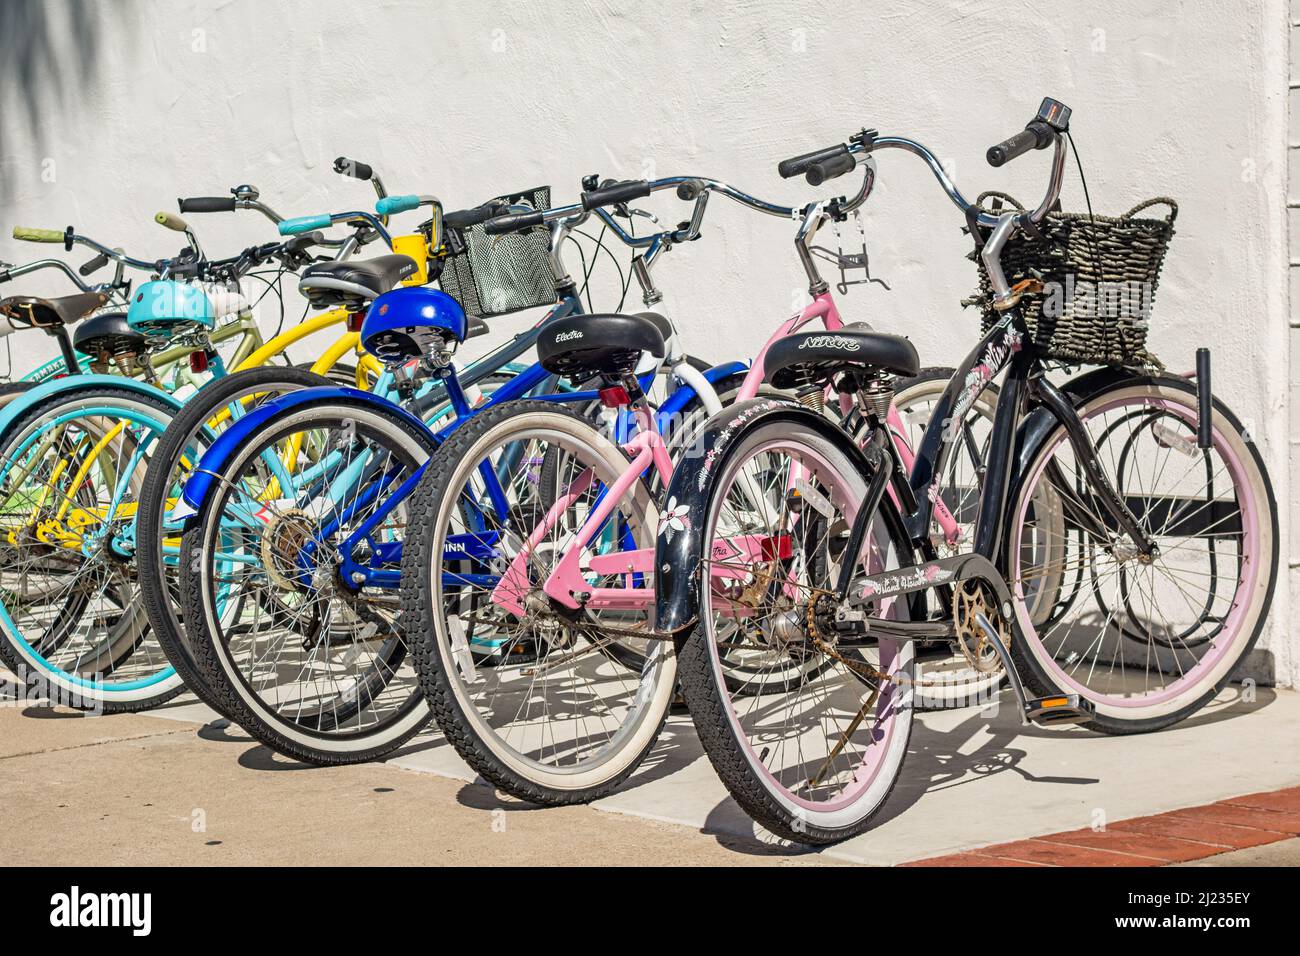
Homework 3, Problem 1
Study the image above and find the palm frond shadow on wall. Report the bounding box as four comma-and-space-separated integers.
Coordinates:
0, 0, 128, 202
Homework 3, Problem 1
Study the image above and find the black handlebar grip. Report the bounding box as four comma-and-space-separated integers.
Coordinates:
580, 179, 652, 211
444, 202, 509, 231
483, 210, 546, 235
987, 121, 1054, 168
284, 231, 325, 254
676, 179, 706, 201
179, 196, 238, 213
333, 156, 374, 180
777, 144, 848, 179
805, 152, 857, 187
79, 252, 110, 277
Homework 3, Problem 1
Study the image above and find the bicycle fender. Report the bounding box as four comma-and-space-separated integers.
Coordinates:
178, 386, 430, 516
0, 373, 184, 440
653, 397, 872, 640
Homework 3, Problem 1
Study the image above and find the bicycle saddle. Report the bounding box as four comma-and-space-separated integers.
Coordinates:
299, 254, 417, 311
74, 311, 147, 357
765, 322, 919, 390
0, 291, 109, 329
359, 285, 466, 365
536, 312, 668, 382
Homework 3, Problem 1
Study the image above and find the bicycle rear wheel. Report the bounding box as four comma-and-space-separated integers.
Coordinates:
678, 418, 915, 844
1007, 375, 1278, 732
403, 401, 675, 804
178, 398, 437, 762
0, 385, 184, 711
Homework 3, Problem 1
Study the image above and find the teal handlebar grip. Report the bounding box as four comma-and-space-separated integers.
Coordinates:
375, 195, 419, 216
278, 214, 332, 236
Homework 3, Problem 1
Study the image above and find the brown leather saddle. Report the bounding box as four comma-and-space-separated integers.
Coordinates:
0, 291, 108, 330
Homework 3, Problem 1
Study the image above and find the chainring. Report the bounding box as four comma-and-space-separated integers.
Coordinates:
952, 580, 1010, 674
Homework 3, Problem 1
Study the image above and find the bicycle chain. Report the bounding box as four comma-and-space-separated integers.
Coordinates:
453, 559, 993, 693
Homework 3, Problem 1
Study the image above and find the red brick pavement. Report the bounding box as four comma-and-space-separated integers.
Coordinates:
903, 785, 1300, 867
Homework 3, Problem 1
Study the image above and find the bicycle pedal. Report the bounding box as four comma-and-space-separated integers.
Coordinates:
1023, 693, 1094, 727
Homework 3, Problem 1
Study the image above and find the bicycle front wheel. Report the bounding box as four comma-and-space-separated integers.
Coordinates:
138, 367, 338, 718
1007, 375, 1278, 732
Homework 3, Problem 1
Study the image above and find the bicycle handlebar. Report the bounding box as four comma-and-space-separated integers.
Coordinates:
334, 156, 373, 181
279, 214, 333, 235
777, 143, 852, 181
375, 194, 420, 216
79, 251, 110, 277
155, 211, 190, 233
443, 202, 509, 231
805, 152, 856, 187
277, 210, 392, 247
986, 122, 1053, 168
482, 210, 546, 235
0, 258, 97, 293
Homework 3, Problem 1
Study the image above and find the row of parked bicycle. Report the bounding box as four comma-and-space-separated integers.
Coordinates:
0, 98, 1276, 844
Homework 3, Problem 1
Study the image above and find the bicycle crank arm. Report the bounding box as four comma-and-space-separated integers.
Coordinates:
839, 618, 953, 643
972, 612, 1094, 727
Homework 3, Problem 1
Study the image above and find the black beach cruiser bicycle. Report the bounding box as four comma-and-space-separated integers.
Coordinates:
654, 98, 1278, 844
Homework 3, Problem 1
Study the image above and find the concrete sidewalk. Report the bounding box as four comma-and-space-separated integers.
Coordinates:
3, 675, 1298, 866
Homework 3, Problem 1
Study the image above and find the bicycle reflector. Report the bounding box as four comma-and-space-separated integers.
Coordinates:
598, 385, 630, 407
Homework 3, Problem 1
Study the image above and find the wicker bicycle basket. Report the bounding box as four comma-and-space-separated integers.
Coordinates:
439, 186, 558, 319
970, 195, 1177, 366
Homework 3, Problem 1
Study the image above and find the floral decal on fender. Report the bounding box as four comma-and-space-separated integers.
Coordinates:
658, 497, 690, 542
696, 399, 789, 491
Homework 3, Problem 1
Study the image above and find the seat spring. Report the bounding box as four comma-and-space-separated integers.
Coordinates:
860, 374, 894, 420
796, 385, 825, 413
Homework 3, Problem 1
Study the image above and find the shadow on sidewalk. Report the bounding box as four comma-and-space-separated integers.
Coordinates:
694, 682, 1278, 858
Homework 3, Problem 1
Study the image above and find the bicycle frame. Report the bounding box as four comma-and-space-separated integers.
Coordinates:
463, 287, 960, 616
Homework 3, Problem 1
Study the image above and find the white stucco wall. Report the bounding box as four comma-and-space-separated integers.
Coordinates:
2, 0, 1293, 684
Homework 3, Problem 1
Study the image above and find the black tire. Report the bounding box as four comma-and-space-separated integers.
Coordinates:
137, 366, 337, 717
403, 400, 673, 804
0, 384, 185, 713
177, 397, 439, 763
0, 381, 36, 407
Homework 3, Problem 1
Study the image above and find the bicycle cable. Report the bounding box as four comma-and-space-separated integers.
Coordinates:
1066, 130, 1105, 296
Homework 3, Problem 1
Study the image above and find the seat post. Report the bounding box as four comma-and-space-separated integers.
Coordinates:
48, 327, 81, 376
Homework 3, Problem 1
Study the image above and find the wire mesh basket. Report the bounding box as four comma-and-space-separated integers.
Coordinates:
439, 186, 558, 319
969, 195, 1178, 366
